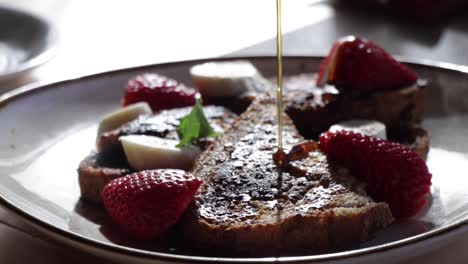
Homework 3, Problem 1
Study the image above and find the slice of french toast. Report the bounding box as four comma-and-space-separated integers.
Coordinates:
284, 74, 425, 138
78, 151, 133, 204
179, 96, 394, 256
209, 73, 429, 159
79, 105, 237, 204
96, 105, 237, 155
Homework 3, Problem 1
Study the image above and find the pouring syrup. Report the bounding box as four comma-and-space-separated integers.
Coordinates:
273, 1, 319, 169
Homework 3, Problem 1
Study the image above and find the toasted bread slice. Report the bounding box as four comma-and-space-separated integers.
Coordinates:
79, 106, 237, 204
179, 96, 394, 256
284, 74, 425, 137
96, 105, 237, 155
78, 151, 132, 204
388, 126, 430, 160
203, 90, 258, 115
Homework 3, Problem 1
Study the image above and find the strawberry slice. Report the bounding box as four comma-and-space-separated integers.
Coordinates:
316, 39, 341, 87
102, 169, 202, 240
319, 130, 431, 218
317, 36, 418, 91
122, 73, 197, 112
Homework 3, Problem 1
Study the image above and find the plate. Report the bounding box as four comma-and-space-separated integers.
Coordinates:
0, 56, 467, 263
0, 7, 56, 80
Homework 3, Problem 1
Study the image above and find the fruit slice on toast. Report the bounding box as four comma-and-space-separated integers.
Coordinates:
96, 105, 237, 154
190, 61, 270, 114
179, 96, 393, 256
102, 169, 202, 240
319, 131, 432, 218
317, 36, 418, 91
285, 74, 426, 150
122, 73, 198, 112
80, 105, 237, 205
285, 36, 425, 141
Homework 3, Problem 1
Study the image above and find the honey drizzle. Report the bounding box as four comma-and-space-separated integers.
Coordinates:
276, 0, 283, 151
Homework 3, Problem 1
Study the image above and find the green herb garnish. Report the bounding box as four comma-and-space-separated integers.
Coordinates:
176, 98, 219, 148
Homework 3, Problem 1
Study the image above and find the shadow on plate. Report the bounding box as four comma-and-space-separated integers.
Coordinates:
72, 199, 182, 254
361, 219, 435, 248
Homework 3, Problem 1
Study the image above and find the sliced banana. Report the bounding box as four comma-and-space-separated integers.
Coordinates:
329, 119, 387, 139
97, 102, 152, 138
120, 135, 202, 171
190, 60, 267, 98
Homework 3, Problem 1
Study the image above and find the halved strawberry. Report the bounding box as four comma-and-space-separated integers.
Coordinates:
122, 73, 197, 112
102, 169, 202, 240
319, 130, 431, 218
317, 36, 418, 91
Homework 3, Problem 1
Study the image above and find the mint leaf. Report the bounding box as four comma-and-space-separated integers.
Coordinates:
176, 98, 219, 148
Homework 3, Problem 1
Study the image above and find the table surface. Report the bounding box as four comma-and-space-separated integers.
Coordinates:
0, 0, 467, 263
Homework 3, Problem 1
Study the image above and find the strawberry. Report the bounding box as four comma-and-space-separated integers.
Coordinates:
102, 169, 202, 240
319, 130, 431, 218
122, 73, 197, 112
317, 36, 418, 91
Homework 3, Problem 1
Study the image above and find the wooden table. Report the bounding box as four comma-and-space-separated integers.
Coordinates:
0, 0, 467, 263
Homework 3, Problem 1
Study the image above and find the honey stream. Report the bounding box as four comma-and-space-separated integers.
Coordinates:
276, 0, 283, 152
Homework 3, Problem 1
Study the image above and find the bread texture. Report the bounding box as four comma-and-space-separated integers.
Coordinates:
179, 96, 394, 256
97, 105, 237, 154
80, 106, 237, 204
284, 74, 425, 138
78, 151, 132, 204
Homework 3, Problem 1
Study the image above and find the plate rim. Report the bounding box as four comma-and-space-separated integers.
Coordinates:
0, 55, 467, 263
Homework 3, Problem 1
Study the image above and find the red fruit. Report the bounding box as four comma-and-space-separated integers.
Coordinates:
317, 36, 418, 91
102, 169, 202, 240
317, 41, 340, 87
122, 73, 197, 112
319, 130, 431, 218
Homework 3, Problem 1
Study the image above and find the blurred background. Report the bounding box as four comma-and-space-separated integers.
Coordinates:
1, 0, 468, 92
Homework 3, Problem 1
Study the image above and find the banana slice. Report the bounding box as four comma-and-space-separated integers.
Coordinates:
190, 60, 266, 98
329, 119, 387, 139
97, 102, 152, 138
120, 135, 202, 171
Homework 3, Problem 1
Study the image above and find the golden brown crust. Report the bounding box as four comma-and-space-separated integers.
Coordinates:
388, 126, 430, 160
413, 130, 430, 160
284, 74, 425, 138
77, 151, 131, 204
97, 106, 237, 154
179, 97, 394, 256
181, 202, 392, 256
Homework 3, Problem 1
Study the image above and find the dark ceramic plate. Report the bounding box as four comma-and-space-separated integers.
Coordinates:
0, 7, 56, 80
0, 56, 467, 263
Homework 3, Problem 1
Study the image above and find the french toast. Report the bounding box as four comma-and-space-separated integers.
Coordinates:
387, 126, 430, 160
97, 105, 237, 155
80, 74, 428, 205
79, 105, 237, 204
179, 96, 394, 256
78, 151, 133, 204
207, 73, 429, 159
96, 105, 237, 155
284, 74, 425, 138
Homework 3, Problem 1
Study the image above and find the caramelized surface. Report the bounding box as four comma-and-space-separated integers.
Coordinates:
190, 97, 375, 227
97, 106, 237, 153
283, 74, 424, 138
